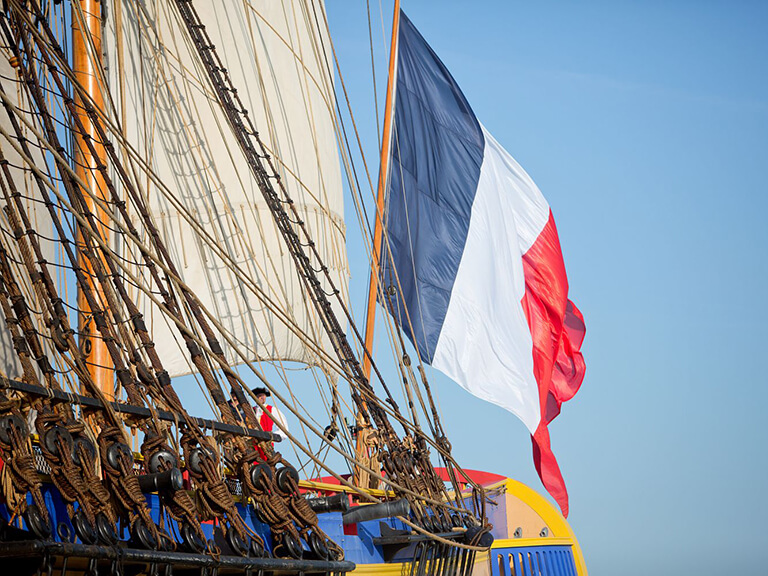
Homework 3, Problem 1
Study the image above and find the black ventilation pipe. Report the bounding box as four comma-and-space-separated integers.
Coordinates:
138, 468, 184, 493
342, 498, 410, 525
306, 493, 350, 514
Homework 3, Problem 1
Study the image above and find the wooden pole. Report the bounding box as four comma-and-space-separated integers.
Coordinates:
361, 2, 400, 382
355, 0, 400, 489
73, 0, 114, 399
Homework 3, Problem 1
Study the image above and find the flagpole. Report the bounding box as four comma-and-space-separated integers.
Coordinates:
355, 0, 400, 489
362, 1, 400, 381
73, 0, 114, 399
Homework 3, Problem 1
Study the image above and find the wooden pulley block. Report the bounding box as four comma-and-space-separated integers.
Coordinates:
186, 446, 215, 474
0, 413, 27, 445
43, 425, 74, 457
106, 442, 133, 471
72, 436, 97, 467
275, 465, 299, 494
148, 449, 178, 474
250, 461, 273, 490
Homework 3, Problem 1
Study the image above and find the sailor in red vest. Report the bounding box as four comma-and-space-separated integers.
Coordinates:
252, 386, 288, 442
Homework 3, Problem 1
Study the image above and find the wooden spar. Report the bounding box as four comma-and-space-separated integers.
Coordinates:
355, 1, 400, 489
73, 0, 114, 399
361, 2, 400, 381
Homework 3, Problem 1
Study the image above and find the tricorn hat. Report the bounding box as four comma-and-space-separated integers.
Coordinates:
252, 386, 271, 397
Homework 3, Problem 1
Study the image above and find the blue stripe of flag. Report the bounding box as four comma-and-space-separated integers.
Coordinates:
381, 11, 485, 363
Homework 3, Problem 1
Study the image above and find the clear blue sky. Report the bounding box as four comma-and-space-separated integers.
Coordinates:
322, 1, 768, 574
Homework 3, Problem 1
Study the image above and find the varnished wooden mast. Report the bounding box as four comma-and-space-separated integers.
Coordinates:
73, 0, 114, 398
355, 0, 400, 488
362, 1, 400, 381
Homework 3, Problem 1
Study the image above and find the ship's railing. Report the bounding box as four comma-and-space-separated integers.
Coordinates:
490, 539, 578, 576
298, 478, 394, 499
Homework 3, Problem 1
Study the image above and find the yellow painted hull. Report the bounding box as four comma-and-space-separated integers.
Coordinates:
346, 477, 588, 575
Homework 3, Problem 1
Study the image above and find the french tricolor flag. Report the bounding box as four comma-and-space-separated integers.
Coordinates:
382, 12, 586, 516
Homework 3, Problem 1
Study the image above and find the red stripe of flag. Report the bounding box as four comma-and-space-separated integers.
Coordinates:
521, 210, 586, 518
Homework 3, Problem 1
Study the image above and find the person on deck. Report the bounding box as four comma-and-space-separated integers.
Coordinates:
227, 397, 246, 422
252, 386, 289, 442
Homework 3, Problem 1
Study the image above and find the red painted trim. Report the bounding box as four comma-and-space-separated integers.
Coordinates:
432, 467, 506, 486
313, 468, 505, 491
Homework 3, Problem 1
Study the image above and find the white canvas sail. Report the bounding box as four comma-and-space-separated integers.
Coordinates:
104, 0, 349, 377
0, 51, 58, 380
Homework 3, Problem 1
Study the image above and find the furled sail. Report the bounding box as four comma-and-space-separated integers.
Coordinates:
0, 52, 57, 380
104, 0, 348, 377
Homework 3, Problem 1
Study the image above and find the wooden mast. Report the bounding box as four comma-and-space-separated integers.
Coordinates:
355, 0, 400, 489
73, 0, 114, 398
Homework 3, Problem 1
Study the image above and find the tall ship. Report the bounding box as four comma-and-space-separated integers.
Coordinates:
0, 1, 587, 575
